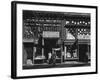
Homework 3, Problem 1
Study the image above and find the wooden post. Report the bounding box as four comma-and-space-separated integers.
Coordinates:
64, 46, 67, 60
42, 38, 44, 57
33, 47, 36, 64
33, 47, 34, 64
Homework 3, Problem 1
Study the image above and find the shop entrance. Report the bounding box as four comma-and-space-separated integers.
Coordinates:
44, 38, 58, 60
78, 44, 88, 62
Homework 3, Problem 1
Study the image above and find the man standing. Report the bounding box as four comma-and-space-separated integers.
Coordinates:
52, 50, 56, 66
48, 51, 52, 64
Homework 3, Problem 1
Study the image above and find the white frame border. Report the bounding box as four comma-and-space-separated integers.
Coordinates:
16, 3, 96, 77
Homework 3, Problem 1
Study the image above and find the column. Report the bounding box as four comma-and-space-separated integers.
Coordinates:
42, 38, 44, 57
64, 46, 67, 60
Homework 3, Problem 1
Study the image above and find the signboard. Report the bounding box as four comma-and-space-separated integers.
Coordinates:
43, 31, 59, 38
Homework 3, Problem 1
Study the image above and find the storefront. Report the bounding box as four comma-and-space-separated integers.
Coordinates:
64, 17, 90, 62
23, 10, 90, 66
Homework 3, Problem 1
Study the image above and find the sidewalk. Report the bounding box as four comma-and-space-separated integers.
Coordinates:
23, 61, 90, 69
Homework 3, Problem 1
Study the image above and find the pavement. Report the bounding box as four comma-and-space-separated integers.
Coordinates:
23, 61, 90, 69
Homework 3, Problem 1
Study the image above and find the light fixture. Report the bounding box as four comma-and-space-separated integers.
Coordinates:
88, 22, 90, 24
80, 21, 82, 23
83, 21, 85, 24
84, 29, 86, 31
81, 29, 83, 31
77, 22, 79, 25
85, 22, 87, 25
74, 22, 76, 24
72, 21, 74, 23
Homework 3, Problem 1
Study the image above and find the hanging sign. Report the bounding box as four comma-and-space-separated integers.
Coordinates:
43, 31, 59, 38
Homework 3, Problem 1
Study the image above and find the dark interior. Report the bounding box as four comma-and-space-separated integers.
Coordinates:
78, 44, 88, 62
44, 38, 58, 60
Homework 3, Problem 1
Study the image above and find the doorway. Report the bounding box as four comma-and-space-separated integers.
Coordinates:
78, 44, 88, 62
44, 38, 58, 60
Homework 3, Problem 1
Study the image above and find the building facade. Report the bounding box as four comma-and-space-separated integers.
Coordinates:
23, 10, 90, 66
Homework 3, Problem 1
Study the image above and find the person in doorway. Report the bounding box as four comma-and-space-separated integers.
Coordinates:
62, 51, 65, 62
48, 51, 52, 64
52, 50, 56, 66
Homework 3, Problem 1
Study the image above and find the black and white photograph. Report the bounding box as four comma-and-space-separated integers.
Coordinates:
11, 1, 97, 79
23, 10, 91, 69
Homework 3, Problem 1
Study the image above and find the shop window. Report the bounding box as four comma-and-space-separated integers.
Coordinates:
55, 49, 61, 59
23, 43, 33, 65
65, 42, 78, 59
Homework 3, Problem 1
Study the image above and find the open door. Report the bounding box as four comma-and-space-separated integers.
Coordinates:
44, 38, 58, 60
78, 44, 88, 62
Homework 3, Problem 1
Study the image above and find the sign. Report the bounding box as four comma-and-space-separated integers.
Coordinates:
43, 31, 59, 38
